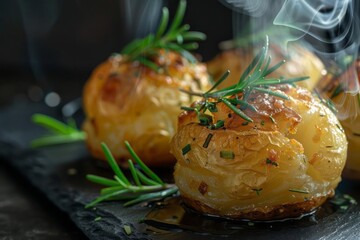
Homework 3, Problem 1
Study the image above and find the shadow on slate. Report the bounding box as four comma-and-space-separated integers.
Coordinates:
1, 100, 360, 240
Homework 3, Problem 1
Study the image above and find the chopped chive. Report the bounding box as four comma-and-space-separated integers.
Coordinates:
260, 120, 265, 126
220, 150, 235, 159
289, 189, 309, 194
265, 158, 278, 166
182, 144, 191, 155
269, 115, 276, 124
94, 217, 102, 222
336, 124, 344, 132
206, 102, 218, 112
181, 106, 195, 111
208, 120, 225, 129
203, 133, 213, 148
252, 188, 263, 196
198, 114, 213, 126
123, 225, 132, 235
242, 121, 249, 126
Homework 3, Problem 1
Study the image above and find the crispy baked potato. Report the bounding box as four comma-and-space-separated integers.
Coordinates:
207, 44, 325, 91
170, 85, 347, 220
318, 60, 360, 178
83, 50, 210, 167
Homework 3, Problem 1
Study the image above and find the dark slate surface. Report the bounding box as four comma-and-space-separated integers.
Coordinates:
1, 100, 360, 240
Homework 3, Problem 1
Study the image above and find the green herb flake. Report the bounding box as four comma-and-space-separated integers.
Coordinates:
203, 133, 213, 148
182, 144, 191, 155
260, 120, 265, 126
94, 217, 102, 222
265, 158, 278, 166
336, 124, 344, 132
242, 121, 249, 126
209, 120, 225, 130
289, 189, 309, 194
269, 115, 276, 124
220, 150, 235, 159
252, 188, 263, 196
199, 114, 213, 126
181, 106, 195, 111
123, 225, 132, 235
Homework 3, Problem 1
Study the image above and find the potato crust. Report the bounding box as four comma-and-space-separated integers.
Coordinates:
83, 51, 210, 167
170, 85, 347, 220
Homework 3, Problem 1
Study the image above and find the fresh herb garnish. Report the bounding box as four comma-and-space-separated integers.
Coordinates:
208, 120, 225, 129
85, 142, 178, 208
202, 133, 213, 148
181, 37, 308, 123
182, 144, 191, 155
121, 0, 206, 72
269, 115, 276, 124
252, 188, 263, 196
289, 189, 309, 194
220, 150, 235, 159
123, 225, 132, 235
265, 158, 278, 166
31, 114, 86, 148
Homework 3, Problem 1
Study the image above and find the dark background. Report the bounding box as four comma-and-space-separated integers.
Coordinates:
0, 0, 233, 107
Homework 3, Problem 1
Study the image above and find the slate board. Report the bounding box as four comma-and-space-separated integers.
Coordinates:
1, 100, 360, 240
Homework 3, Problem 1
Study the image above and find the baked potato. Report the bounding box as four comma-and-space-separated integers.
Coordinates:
318, 60, 360, 178
83, 50, 210, 167
207, 44, 325, 91
170, 84, 347, 220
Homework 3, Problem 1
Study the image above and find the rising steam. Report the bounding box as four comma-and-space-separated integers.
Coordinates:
221, 0, 360, 120
121, 0, 163, 39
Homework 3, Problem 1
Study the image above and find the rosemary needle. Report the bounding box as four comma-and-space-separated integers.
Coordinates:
31, 113, 86, 148
120, 0, 206, 71
181, 36, 309, 123
86, 142, 178, 208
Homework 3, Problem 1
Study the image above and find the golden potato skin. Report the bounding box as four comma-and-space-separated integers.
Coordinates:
319, 60, 360, 178
207, 44, 325, 91
83, 51, 210, 167
170, 85, 347, 220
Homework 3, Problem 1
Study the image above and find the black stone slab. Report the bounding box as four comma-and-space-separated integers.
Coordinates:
1, 100, 360, 240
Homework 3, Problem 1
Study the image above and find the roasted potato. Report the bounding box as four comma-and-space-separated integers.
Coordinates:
83, 50, 210, 167
170, 85, 347, 220
318, 60, 360, 178
207, 44, 325, 91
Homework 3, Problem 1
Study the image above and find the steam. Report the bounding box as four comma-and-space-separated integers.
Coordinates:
17, 0, 61, 88
220, 0, 270, 17
121, 0, 163, 39
273, 0, 359, 94
221, 0, 360, 120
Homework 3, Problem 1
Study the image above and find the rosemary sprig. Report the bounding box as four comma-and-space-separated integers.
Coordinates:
31, 114, 86, 148
121, 0, 206, 71
181, 37, 309, 123
85, 142, 178, 208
